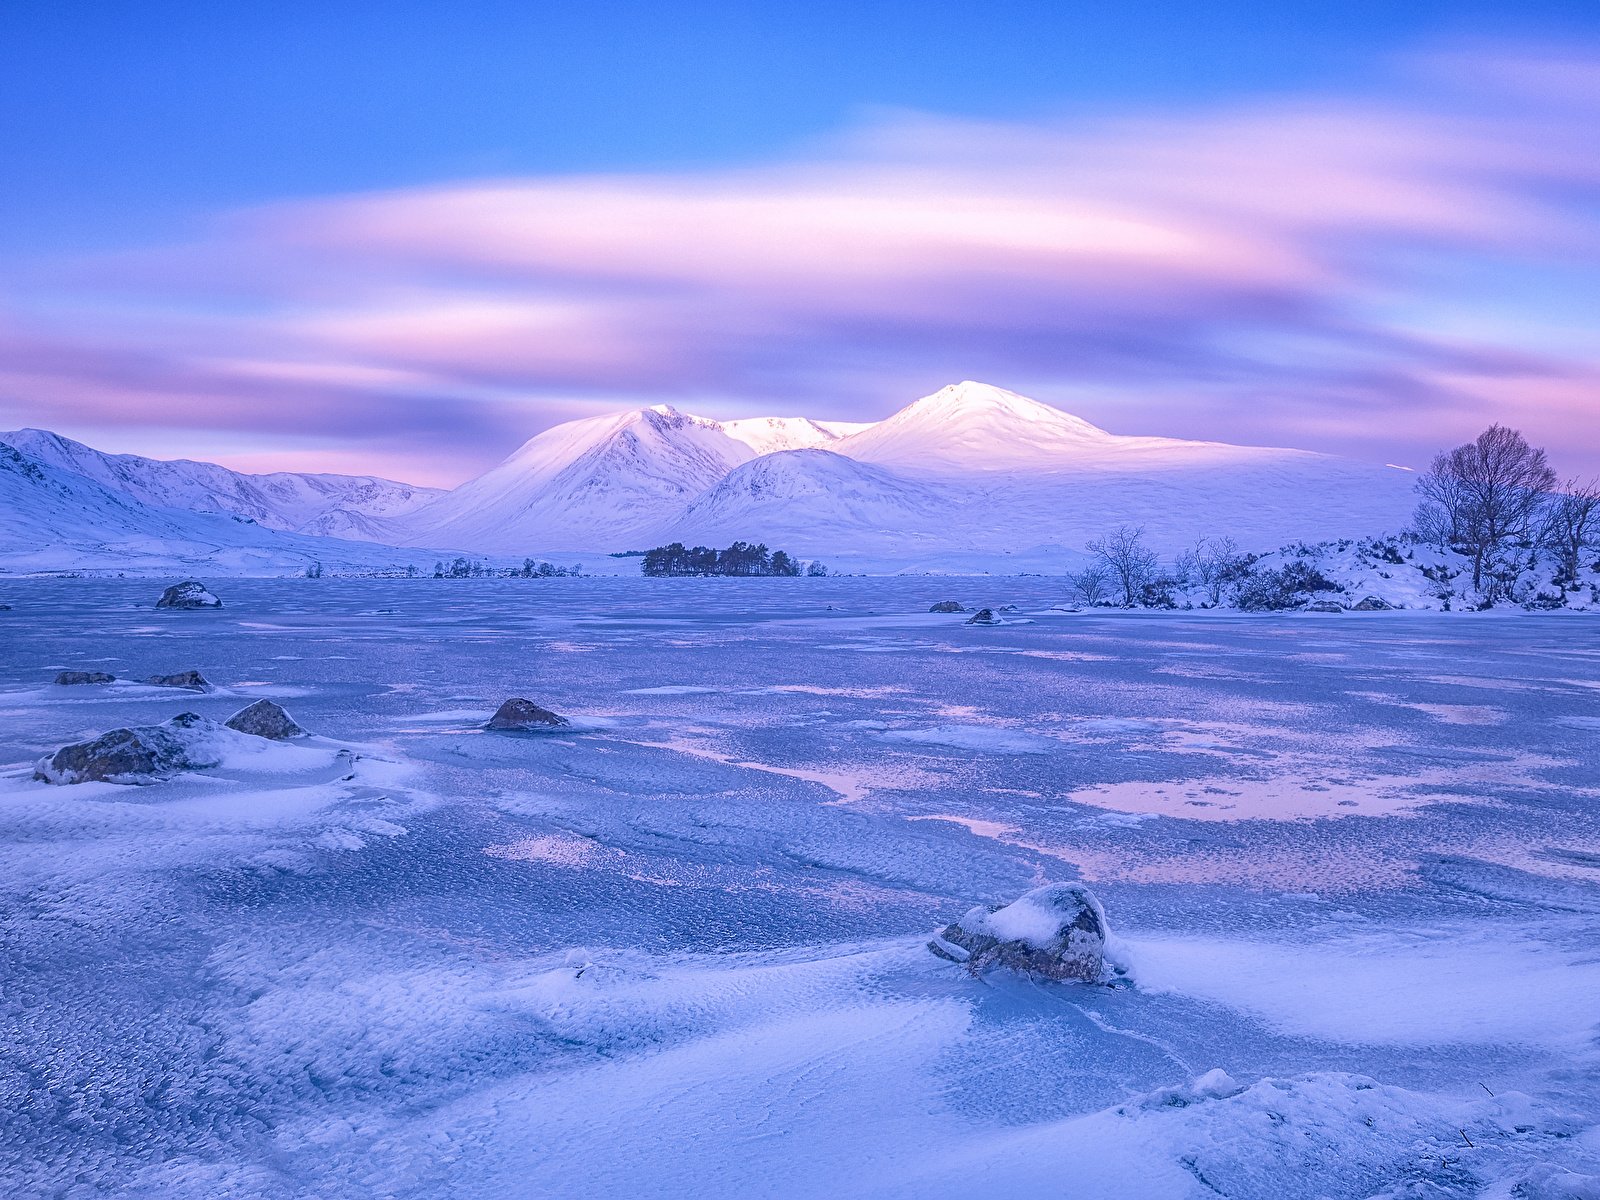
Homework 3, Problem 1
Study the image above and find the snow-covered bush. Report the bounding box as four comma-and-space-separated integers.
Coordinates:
1232, 559, 1340, 611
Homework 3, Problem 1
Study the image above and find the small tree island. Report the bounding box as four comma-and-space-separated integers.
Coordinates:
640, 541, 804, 577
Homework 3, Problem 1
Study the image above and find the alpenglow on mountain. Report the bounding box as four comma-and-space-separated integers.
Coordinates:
2, 383, 1419, 571
388, 382, 1419, 562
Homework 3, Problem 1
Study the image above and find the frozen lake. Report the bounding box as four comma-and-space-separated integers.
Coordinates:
3, 577, 1599, 1198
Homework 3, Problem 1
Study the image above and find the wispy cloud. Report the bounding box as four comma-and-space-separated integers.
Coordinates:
4, 43, 1598, 480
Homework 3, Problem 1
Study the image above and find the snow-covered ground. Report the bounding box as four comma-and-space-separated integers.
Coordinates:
2, 578, 1598, 1198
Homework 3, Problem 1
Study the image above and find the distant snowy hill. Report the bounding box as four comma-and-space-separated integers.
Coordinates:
390, 382, 1420, 561
0, 440, 432, 575
0, 428, 441, 536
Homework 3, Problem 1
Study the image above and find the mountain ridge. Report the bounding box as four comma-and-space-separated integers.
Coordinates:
1, 382, 1423, 568
0, 427, 443, 536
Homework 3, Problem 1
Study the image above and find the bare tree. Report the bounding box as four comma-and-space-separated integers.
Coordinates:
1068, 562, 1113, 606
1189, 535, 1242, 606
1542, 477, 1600, 583
1087, 525, 1158, 607
1413, 424, 1557, 591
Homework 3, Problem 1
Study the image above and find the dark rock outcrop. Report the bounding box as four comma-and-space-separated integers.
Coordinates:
155, 581, 222, 609
147, 670, 212, 692
929, 883, 1108, 982
55, 670, 115, 685
225, 699, 307, 740
487, 698, 570, 731
34, 712, 226, 785
965, 608, 1000, 626
929, 601, 966, 613
1351, 596, 1395, 611
1305, 601, 1344, 613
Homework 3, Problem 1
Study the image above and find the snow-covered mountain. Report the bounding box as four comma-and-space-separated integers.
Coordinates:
0, 428, 442, 536
0, 439, 433, 575
391, 382, 1420, 561
0, 381, 1424, 571
396, 406, 760, 553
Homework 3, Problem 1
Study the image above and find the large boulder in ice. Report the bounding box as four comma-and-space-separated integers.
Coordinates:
965, 608, 1000, 626
225, 699, 307, 740
929, 883, 1108, 981
487, 697, 570, 731
155, 581, 222, 609
1305, 600, 1344, 613
147, 669, 212, 692
34, 712, 229, 785
929, 600, 966, 613
1351, 596, 1395, 611
55, 670, 115, 685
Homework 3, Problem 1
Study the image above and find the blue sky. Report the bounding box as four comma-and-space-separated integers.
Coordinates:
2, 2, 1598, 482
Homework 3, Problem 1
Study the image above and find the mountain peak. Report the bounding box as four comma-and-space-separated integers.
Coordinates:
907, 382, 1107, 431
834, 382, 1112, 472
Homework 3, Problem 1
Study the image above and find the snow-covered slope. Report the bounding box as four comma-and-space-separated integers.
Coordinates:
0, 440, 431, 575
0, 428, 441, 535
660, 450, 950, 549
397, 405, 759, 553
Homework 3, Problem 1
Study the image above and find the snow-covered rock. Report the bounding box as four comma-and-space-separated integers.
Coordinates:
225, 699, 308, 740
146, 669, 212, 692
486, 698, 570, 731
55, 670, 115, 685
965, 608, 1000, 625
34, 712, 233, 785
155, 581, 222, 609
930, 883, 1110, 981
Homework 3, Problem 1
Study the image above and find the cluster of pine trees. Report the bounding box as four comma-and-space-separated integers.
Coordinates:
640, 541, 804, 577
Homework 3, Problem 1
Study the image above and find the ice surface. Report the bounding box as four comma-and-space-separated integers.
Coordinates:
1, 576, 1597, 1197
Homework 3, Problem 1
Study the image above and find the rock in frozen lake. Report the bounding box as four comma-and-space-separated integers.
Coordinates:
929, 600, 966, 613
487, 697, 570, 731
34, 712, 229, 785
155, 580, 222, 609
930, 883, 1109, 981
54, 670, 115, 685
965, 608, 1000, 625
147, 669, 212, 692
225, 699, 307, 740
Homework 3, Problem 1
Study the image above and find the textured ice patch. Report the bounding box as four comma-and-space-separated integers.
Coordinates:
883, 725, 1057, 754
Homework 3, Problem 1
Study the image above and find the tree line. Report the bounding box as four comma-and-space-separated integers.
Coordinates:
640, 541, 822, 577
433, 557, 583, 578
